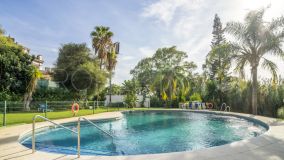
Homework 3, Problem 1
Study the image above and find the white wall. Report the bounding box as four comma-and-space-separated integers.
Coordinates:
105, 95, 150, 107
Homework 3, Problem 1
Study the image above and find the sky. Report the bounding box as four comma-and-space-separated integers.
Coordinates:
1, 0, 284, 84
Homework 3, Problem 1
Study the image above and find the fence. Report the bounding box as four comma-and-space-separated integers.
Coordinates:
0, 100, 130, 127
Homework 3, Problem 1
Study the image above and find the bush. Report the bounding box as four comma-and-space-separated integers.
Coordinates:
108, 102, 124, 108
0, 91, 21, 101
150, 96, 163, 107
277, 107, 284, 119
33, 87, 73, 101
190, 93, 202, 102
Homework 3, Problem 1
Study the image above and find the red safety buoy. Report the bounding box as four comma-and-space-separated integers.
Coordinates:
207, 103, 213, 109
72, 103, 80, 115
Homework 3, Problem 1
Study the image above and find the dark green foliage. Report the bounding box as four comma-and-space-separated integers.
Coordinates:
103, 84, 122, 95
206, 14, 226, 80
54, 43, 107, 100
33, 87, 73, 101
122, 79, 139, 107
226, 79, 251, 113
204, 14, 231, 106
211, 14, 225, 46
0, 34, 34, 100
278, 107, 284, 119
108, 102, 124, 108
131, 46, 197, 107
150, 96, 164, 108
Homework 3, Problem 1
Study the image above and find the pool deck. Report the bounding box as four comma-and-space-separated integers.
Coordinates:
0, 110, 284, 160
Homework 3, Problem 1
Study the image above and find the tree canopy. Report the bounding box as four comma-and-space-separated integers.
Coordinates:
0, 33, 34, 100
54, 43, 108, 99
131, 46, 197, 107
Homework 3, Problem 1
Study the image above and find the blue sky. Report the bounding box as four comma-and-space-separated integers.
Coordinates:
1, 0, 284, 84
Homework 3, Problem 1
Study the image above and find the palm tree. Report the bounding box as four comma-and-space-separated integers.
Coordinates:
90, 26, 113, 69
226, 8, 284, 115
151, 66, 190, 107
23, 66, 42, 111
91, 26, 116, 104
106, 45, 118, 102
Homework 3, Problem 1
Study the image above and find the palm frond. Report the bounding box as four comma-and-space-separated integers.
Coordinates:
269, 16, 284, 31
233, 55, 249, 79
225, 22, 247, 42
261, 58, 278, 81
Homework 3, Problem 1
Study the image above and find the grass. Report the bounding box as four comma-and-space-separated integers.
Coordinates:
0, 107, 165, 127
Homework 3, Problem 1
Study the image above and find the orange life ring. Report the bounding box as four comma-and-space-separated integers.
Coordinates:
72, 103, 80, 113
207, 103, 213, 109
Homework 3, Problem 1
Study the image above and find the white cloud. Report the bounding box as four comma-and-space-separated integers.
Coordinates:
138, 47, 156, 57
119, 55, 135, 61
141, 0, 204, 25
140, 0, 284, 81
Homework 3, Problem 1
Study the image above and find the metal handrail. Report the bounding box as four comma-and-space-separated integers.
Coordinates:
32, 115, 81, 158
79, 116, 114, 138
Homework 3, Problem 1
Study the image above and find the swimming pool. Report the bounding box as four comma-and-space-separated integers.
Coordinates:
20, 111, 267, 156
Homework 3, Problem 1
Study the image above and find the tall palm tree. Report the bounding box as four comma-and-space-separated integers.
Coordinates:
23, 66, 42, 111
226, 8, 284, 115
106, 45, 118, 102
90, 26, 113, 69
91, 26, 115, 104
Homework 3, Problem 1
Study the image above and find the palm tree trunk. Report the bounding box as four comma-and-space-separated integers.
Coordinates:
251, 66, 258, 115
23, 93, 31, 111
109, 73, 112, 104
100, 59, 103, 70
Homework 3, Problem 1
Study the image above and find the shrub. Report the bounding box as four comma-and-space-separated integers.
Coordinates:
33, 87, 73, 101
277, 107, 284, 119
108, 102, 124, 108
150, 96, 163, 107
0, 91, 21, 101
190, 93, 202, 102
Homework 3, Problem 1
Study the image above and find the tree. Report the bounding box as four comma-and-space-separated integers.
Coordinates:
204, 14, 230, 106
54, 43, 107, 99
212, 14, 225, 46
122, 79, 139, 108
130, 57, 154, 107
90, 26, 114, 69
132, 46, 197, 107
152, 67, 191, 106
79, 61, 108, 99
23, 66, 42, 110
207, 43, 232, 105
205, 14, 226, 79
105, 44, 118, 103
90, 26, 118, 103
103, 84, 122, 95
226, 8, 284, 114
0, 33, 34, 101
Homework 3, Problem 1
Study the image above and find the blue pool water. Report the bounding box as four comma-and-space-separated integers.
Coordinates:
20, 111, 267, 155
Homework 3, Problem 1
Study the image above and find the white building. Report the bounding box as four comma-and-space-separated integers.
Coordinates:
105, 95, 150, 108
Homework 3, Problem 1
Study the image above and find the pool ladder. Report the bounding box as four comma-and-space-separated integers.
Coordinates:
32, 115, 114, 158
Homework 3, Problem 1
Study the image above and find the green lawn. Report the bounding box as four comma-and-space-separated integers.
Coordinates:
0, 107, 163, 126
